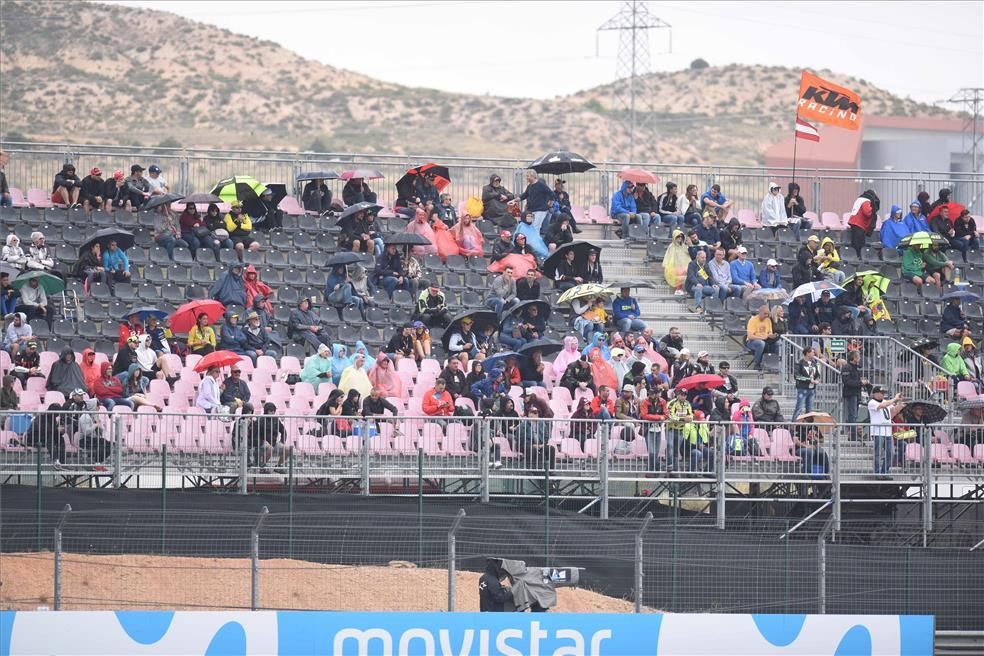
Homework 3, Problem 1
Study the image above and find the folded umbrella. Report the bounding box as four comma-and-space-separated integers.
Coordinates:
796, 411, 837, 426
296, 170, 340, 182
194, 350, 245, 373
210, 175, 268, 205
528, 151, 595, 175
617, 168, 659, 185
542, 240, 603, 280
606, 279, 655, 290
120, 306, 169, 322
326, 252, 363, 267
11, 270, 64, 295
340, 169, 384, 181
441, 310, 499, 351
556, 283, 616, 305
748, 287, 790, 302
169, 299, 226, 334
79, 228, 135, 255
339, 202, 383, 221
518, 338, 564, 358
674, 373, 726, 392
140, 192, 185, 213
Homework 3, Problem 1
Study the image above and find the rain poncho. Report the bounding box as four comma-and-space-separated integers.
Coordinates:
662, 230, 691, 289
243, 265, 273, 313
449, 215, 484, 257
405, 208, 437, 257
45, 347, 87, 397
514, 218, 549, 260
367, 353, 403, 398
880, 205, 911, 250
903, 202, 931, 234
581, 332, 611, 360
80, 348, 101, 393
551, 335, 580, 378
488, 253, 538, 280
339, 357, 372, 398
209, 264, 247, 307
352, 341, 372, 372
941, 342, 970, 378
300, 350, 333, 392
432, 219, 460, 262
329, 344, 349, 385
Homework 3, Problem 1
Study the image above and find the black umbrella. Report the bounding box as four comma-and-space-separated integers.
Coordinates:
327, 252, 363, 267
383, 232, 433, 247
79, 228, 135, 255
608, 279, 655, 290
183, 192, 223, 204
541, 240, 602, 280
297, 170, 340, 182
504, 299, 551, 322
528, 151, 595, 175
337, 202, 383, 231
904, 401, 948, 424
243, 182, 288, 218
518, 338, 564, 358
441, 310, 499, 351
140, 192, 185, 212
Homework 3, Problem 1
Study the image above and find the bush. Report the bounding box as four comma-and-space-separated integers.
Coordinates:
690, 58, 709, 70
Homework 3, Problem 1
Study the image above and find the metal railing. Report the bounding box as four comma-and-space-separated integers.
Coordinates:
2, 142, 981, 217
1, 509, 981, 628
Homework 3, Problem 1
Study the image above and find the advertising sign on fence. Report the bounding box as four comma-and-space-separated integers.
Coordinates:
0, 611, 934, 655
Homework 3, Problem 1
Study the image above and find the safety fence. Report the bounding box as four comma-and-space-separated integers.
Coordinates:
2, 142, 981, 218
3, 411, 983, 527
778, 334, 957, 414
0, 509, 981, 629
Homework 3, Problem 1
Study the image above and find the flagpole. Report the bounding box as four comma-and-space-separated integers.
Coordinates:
792, 113, 800, 188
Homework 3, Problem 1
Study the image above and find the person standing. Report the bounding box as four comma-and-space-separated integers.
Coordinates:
519, 170, 553, 234
479, 559, 513, 612
840, 350, 868, 439
847, 189, 880, 258
791, 347, 820, 420
665, 386, 693, 471
868, 386, 906, 475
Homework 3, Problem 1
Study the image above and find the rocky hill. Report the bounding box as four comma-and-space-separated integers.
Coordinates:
0, 0, 952, 164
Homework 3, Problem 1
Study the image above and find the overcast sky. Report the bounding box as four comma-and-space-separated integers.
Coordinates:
108, 0, 982, 104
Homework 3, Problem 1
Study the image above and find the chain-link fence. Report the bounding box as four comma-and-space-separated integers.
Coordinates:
1, 509, 981, 629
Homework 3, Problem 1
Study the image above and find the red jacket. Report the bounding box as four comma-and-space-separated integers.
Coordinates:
590, 395, 614, 417
92, 362, 124, 400
422, 388, 454, 416
640, 396, 668, 421
847, 198, 875, 235
119, 322, 143, 348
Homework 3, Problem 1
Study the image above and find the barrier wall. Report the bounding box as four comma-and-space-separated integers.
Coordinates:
0, 611, 934, 655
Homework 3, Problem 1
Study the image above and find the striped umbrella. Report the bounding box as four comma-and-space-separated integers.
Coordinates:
209, 176, 268, 205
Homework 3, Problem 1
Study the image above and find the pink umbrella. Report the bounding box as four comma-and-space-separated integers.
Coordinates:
340, 169, 384, 180
617, 168, 659, 185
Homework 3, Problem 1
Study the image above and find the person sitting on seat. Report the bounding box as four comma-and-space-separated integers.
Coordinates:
16, 275, 50, 328
611, 180, 639, 237
941, 296, 972, 339
52, 163, 82, 208
422, 378, 454, 417
79, 167, 105, 213
448, 316, 480, 365
700, 184, 733, 221
11, 339, 43, 385
224, 202, 260, 256
414, 286, 450, 328
187, 313, 217, 356
92, 361, 132, 410
553, 247, 582, 292
102, 239, 131, 284
302, 178, 332, 214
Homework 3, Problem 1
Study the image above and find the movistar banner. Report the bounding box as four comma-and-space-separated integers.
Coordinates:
0, 611, 934, 655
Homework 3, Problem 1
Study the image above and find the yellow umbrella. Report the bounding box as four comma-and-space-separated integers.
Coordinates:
557, 283, 616, 305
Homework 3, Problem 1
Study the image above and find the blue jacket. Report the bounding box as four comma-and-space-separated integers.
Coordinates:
102, 248, 129, 273
685, 260, 715, 293
612, 296, 640, 322
581, 332, 611, 360
880, 205, 911, 250
325, 268, 348, 299
610, 181, 637, 216
0, 285, 18, 317
904, 202, 931, 234
700, 188, 727, 210
219, 321, 248, 352
695, 222, 720, 246
730, 259, 757, 286
757, 267, 782, 289
520, 179, 554, 212
470, 370, 507, 401
941, 303, 966, 333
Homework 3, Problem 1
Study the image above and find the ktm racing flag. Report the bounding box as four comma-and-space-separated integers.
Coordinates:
797, 71, 862, 130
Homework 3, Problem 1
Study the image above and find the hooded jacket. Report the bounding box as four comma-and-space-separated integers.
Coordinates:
880, 205, 911, 250
79, 348, 101, 392
941, 302, 967, 333
301, 351, 334, 391
847, 190, 880, 235
903, 202, 931, 234
46, 347, 87, 396
219, 315, 249, 353
941, 342, 970, 378
481, 177, 516, 223
610, 181, 637, 216
243, 265, 273, 312
92, 362, 124, 400
210, 265, 247, 307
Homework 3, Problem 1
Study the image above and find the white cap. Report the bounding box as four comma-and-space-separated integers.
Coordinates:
767, 258, 778, 266
737, 246, 748, 254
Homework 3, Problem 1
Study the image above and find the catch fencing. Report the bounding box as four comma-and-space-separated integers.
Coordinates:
2, 141, 981, 218
0, 509, 981, 629
3, 410, 983, 532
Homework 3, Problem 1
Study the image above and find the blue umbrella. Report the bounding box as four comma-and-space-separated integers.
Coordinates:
121, 306, 169, 322
483, 350, 522, 371
942, 290, 980, 302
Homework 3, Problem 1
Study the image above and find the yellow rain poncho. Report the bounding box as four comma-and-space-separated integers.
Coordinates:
662, 229, 691, 290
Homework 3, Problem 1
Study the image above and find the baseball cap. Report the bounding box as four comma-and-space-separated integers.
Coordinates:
737, 246, 748, 254
633, 344, 646, 352
697, 351, 708, 359
622, 384, 635, 393
90, 167, 102, 176
674, 386, 687, 395
679, 348, 691, 356
26, 340, 37, 348
261, 188, 273, 196
412, 320, 425, 328
70, 388, 86, 397
719, 361, 730, 369
460, 316, 473, 325
113, 170, 124, 180
871, 385, 886, 395
767, 258, 778, 267
246, 311, 259, 321
807, 235, 820, 243
610, 348, 625, 358
762, 386, 774, 395
230, 201, 242, 209
126, 335, 139, 343
148, 165, 161, 174
499, 230, 511, 239
131, 164, 144, 173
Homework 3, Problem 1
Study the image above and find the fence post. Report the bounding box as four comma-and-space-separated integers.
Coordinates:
35, 445, 42, 551
112, 415, 122, 489
922, 432, 933, 544
818, 515, 835, 614
178, 156, 190, 195
251, 506, 269, 611
238, 429, 248, 495
447, 509, 466, 612
287, 447, 294, 559
544, 455, 551, 567
417, 447, 424, 566
360, 421, 370, 496
832, 431, 841, 531
599, 424, 609, 520
160, 444, 167, 555
52, 504, 71, 611
479, 420, 490, 504
716, 430, 726, 529
634, 512, 653, 613
812, 177, 822, 216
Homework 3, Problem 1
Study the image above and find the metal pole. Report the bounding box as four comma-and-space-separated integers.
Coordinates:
287, 447, 294, 560
634, 512, 653, 613
599, 424, 609, 520
417, 447, 423, 566
970, 535, 984, 552
53, 504, 71, 611
160, 443, 167, 555
447, 509, 466, 612
360, 422, 370, 496
716, 429, 725, 529
779, 500, 832, 540
818, 515, 835, 614
112, 415, 122, 489
251, 506, 269, 611
35, 445, 42, 551
922, 432, 933, 544
238, 428, 247, 495
832, 431, 841, 531
544, 454, 551, 567
479, 420, 490, 504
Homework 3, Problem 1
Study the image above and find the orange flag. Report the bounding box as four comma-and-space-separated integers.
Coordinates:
797, 71, 862, 131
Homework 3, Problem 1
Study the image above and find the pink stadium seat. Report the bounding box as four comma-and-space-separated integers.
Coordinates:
39, 352, 59, 377
27, 188, 53, 208
737, 209, 760, 228
803, 210, 819, 225
769, 429, 800, 462
25, 376, 47, 394
8, 187, 30, 208
256, 355, 277, 371
934, 430, 952, 446
931, 444, 955, 465
324, 435, 349, 456
418, 434, 443, 456
550, 385, 572, 407
279, 356, 302, 375
419, 359, 441, 377
293, 381, 315, 400
583, 438, 599, 459
397, 358, 419, 378
570, 204, 587, 221
587, 205, 611, 224
905, 443, 922, 464
492, 436, 520, 459
558, 438, 587, 460
820, 212, 842, 230
951, 443, 975, 464
841, 212, 852, 227
572, 386, 594, 405
549, 398, 570, 419
956, 382, 978, 401
43, 391, 65, 407
454, 396, 475, 413
278, 196, 305, 216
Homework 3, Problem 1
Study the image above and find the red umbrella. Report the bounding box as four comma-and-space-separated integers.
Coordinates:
169, 299, 225, 334
927, 201, 967, 227
194, 350, 245, 373
674, 374, 726, 392
617, 168, 659, 185
403, 163, 451, 191
340, 169, 385, 180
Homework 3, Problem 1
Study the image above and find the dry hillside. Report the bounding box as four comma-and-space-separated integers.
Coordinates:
0, 0, 952, 164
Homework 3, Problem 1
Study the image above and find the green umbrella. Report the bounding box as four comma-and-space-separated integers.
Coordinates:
209, 175, 268, 205
12, 270, 65, 295
844, 270, 890, 294
897, 231, 948, 250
